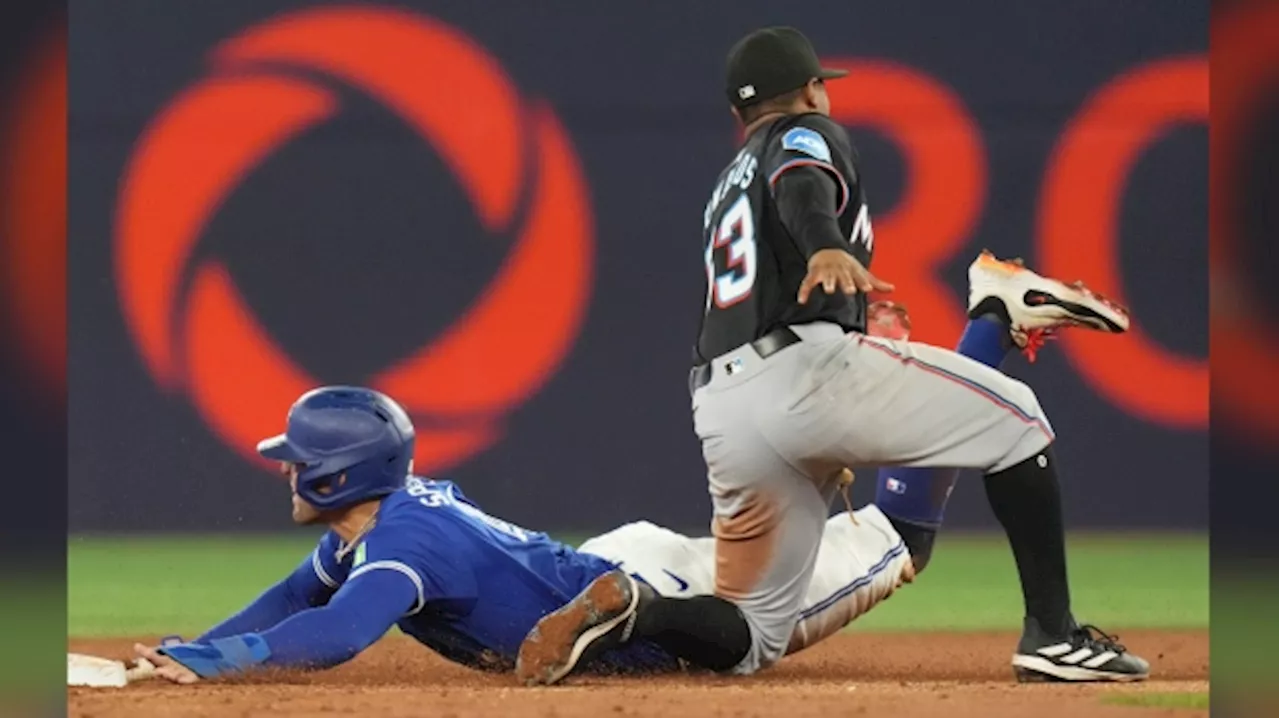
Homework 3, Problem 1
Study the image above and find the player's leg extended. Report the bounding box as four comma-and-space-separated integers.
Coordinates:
874, 315, 1015, 572
582, 508, 917, 658
829, 252, 1146, 682
874, 252, 1130, 573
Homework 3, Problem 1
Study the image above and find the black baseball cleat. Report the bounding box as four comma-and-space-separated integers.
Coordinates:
515, 569, 652, 686
1011, 617, 1150, 683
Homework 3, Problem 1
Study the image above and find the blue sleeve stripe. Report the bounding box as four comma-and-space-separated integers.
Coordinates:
207, 634, 271, 670
768, 158, 850, 215
311, 549, 338, 588
348, 560, 426, 615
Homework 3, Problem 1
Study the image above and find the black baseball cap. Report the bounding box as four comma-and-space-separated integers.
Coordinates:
725, 27, 847, 108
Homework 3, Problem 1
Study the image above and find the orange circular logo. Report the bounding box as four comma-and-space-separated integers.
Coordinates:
115, 7, 594, 472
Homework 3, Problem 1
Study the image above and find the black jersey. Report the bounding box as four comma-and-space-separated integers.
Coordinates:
694, 113, 873, 362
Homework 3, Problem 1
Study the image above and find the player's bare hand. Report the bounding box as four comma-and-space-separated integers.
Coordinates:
134, 643, 201, 685
798, 249, 894, 304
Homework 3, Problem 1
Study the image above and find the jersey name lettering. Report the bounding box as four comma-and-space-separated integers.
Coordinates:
407, 477, 530, 542
703, 149, 758, 231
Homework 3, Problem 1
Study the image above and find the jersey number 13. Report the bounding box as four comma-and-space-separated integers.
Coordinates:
704, 195, 757, 310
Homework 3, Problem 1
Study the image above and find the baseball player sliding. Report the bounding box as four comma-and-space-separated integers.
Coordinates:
132, 383, 911, 684
137, 254, 1128, 685
515, 27, 1148, 687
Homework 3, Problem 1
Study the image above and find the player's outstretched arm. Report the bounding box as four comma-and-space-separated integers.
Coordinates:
136, 568, 417, 683
193, 549, 336, 643
772, 166, 892, 303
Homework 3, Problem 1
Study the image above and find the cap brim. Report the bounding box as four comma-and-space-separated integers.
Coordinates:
818, 68, 849, 80
256, 434, 314, 462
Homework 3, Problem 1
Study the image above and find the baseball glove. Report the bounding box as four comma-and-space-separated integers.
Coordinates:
866, 300, 912, 340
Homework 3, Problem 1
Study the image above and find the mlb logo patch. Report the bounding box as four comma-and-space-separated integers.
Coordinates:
781, 127, 832, 163
885, 477, 906, 495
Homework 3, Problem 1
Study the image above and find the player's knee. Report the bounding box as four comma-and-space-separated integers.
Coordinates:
1001, 378, 1053, 443
979, 378, 1055, 473
731, 608, 796, 674
1007, 378, 1049, 424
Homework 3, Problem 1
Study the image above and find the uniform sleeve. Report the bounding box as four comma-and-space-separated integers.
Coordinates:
157, 517, 484, 677
257, 568, 417, 669
195, 535, 342, 642
762, 117, 852, 216
773, 165, 850, 257
345, 518, 480, 614
309, 530, 352, 590
260, 519, 478, 669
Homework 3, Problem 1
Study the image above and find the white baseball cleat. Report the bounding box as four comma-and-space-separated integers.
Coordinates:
966, 250, 1131, 361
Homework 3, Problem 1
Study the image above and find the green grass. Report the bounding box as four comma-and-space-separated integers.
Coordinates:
1101, 692, 1209, 710
850, 532, 1208, 632
70, 533, 321, 636
68, 531, 1208, 637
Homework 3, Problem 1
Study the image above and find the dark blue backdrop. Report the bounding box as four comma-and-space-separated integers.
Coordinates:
68, 0, 1207, 533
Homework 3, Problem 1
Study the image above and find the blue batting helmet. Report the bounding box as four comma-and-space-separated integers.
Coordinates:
256, 386, 415, 510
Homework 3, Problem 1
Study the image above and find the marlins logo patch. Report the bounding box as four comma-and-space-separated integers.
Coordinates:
781, 127, 832, 163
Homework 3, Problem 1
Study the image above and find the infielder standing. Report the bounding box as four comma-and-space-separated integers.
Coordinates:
516, 26, 1149, 685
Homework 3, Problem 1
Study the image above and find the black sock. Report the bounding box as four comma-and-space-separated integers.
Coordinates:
983, 444, 1072, 636
884, 514, 939, 573
632, 595, 752, 671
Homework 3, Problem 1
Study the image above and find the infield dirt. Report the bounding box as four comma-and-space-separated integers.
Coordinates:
69, 629, 1208, 718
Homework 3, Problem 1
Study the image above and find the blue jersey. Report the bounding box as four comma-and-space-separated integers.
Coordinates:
310, 477, 677, 673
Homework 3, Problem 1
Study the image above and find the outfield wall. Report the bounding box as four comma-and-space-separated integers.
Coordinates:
60, 1, 1208, 532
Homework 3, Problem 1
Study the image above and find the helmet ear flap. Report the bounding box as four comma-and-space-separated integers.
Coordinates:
318, 472, 347, 494
296, 471, 348, 506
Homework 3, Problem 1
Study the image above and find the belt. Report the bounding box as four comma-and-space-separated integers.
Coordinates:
689, 327, 802, 394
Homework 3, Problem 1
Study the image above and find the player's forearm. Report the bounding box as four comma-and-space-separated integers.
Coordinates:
773, 166, 849, 257
160, 570, 414, 678
255, 567, 412, 668
256, 601, 396, 669
263, 568, 416, 668
266, 568, 414, 667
